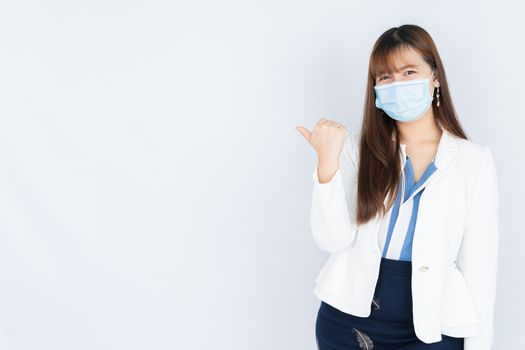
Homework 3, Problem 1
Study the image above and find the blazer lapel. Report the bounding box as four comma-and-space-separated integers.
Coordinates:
391, 127, 459, 203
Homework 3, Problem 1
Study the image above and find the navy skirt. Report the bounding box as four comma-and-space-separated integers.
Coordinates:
315, 257, 464, 349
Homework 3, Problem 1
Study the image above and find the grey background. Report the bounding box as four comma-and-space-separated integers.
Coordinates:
0, 0, 522, 349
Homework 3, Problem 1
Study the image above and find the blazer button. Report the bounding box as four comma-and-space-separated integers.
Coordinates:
419, 265, 429, 272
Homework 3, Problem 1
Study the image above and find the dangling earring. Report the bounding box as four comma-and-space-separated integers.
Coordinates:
436, 86, 440, 107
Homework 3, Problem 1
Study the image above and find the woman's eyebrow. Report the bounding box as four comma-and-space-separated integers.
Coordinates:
397, 64, 419, 71
376, 64, 419, 76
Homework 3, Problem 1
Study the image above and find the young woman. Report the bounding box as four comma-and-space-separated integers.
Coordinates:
296, 25, 499, 350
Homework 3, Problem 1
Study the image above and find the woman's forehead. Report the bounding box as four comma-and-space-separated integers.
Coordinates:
374, 47, 426, 75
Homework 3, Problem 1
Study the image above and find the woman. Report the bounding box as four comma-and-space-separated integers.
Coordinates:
296, 25, 499, 349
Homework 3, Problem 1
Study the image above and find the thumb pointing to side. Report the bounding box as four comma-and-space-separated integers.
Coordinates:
296, 126, 311, 143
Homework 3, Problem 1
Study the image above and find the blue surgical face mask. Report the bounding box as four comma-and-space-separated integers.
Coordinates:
374, 70, 435, 122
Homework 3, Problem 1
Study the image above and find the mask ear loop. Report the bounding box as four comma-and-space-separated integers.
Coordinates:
430, 69, 441, 108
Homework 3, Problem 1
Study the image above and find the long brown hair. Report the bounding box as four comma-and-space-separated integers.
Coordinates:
356, 24, 468, 225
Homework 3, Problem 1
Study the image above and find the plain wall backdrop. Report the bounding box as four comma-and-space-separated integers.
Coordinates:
0, 0, 523, 349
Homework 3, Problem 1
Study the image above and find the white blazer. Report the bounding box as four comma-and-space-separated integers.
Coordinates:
310, 127, 499, 350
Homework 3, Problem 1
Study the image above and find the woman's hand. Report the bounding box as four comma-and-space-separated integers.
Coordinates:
296, 118, 347, 183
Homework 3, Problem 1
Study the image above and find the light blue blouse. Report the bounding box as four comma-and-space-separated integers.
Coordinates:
381, 155, 438, 261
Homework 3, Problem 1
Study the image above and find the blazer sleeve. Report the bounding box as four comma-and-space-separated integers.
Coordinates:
310, 131, 359, 253
457, 146, 499, 350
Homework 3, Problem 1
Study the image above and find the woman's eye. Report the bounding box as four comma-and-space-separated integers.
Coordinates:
405, 70, 416, 75
379, 75, 390, 81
